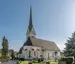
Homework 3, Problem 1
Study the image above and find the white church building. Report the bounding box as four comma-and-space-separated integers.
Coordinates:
18, 7, 61, 60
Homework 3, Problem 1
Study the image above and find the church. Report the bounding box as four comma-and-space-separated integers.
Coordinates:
18, 7, 61, 60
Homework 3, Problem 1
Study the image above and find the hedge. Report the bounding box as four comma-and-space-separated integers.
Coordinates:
59, 58, 73, 64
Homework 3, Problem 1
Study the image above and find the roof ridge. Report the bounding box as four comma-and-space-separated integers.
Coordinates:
31, 37, 54, 43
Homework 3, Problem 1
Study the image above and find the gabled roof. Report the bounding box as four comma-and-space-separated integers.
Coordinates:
31, 37, 60, 51
23, 37, 33, 46
23, 37, 60, 51
18, 47, 23, 54
18, 37, 33, 54
18, 37, 60, 54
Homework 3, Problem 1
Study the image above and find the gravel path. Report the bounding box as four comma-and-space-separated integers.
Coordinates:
1, 60, 17, 64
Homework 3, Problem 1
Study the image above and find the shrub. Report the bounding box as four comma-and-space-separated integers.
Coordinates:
17, 61, 19, 64
59, 58, 73, 64
38, 59, 41, 63
19, 58, 25, 61
41, 58, 44, 61
38, 58, 44, 63
46, 62, 50, 64
28, 62, 32, 64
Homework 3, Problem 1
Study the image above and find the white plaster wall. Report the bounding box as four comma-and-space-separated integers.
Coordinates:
19, 46, 61, 59
22, 46, 42, 59
57, 51, 61, 58
43, 50, 53, 59
43, 50, 60, 59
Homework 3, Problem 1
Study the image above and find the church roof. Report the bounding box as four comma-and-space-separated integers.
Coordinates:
23, 37, 33, 46
30, 37, 60, 51
18, 37, 60, 53
18, 48, 22, 54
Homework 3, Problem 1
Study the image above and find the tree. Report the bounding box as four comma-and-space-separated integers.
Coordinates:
11, 50, 15, 60
2, 36, 8, 60
64, 32, 75, 62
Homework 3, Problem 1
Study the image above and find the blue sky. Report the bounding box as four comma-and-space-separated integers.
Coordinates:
0, 0, 75, 51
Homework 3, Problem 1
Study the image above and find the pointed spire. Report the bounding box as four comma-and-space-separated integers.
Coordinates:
26, 6, 36, 38
29, 6, 33, 31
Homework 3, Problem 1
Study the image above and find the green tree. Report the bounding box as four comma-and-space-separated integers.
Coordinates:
64, 32, 75, 62
11, 50, 15, 60
2, 36, 8, 60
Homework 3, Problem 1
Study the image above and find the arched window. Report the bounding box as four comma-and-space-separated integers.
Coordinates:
32, 48, 34, 51
55, 51, 57, 56
25, 49, 27, 51
29, 50, 31, 58
37, 49, 40, 51
42, 49, 44, 52
34, 51, 36, 56
48, 53, 50, 59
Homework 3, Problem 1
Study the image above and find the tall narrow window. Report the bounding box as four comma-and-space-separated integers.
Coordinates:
32, 48, 34, 51
48, 53, 49, 59
29, 51, 31, 58
25, 49, 27, 51
55, 51, 57, 56
34, 51, 36, 56
37, 49, 39, 58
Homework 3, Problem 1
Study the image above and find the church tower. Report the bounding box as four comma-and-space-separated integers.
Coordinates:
26, 7, 36, 38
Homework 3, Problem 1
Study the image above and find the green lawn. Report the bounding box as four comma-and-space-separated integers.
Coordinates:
19, 61, 58, 64
19, 59, 58, 64
19, 61, 39, 64
19, 61, 29, 64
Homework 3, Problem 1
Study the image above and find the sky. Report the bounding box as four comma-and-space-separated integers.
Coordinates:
0, 0, 75, 52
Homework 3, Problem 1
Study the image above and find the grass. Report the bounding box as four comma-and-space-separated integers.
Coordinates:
19, 61, 39, 64
19, 61, 29, 64
19, 59, 58, 64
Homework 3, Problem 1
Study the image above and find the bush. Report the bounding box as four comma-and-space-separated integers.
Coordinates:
41, 58, 44, 61
38, 59, 41, 63
46, 62, 50, 64
59, 58, 73, 64
28, 62, 32, 64
19, 58, 25, 61
38, 58, 44, 63
17, 61, 19, 64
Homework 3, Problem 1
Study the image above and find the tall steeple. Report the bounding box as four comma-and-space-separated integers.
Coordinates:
26, 6, 36, 38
